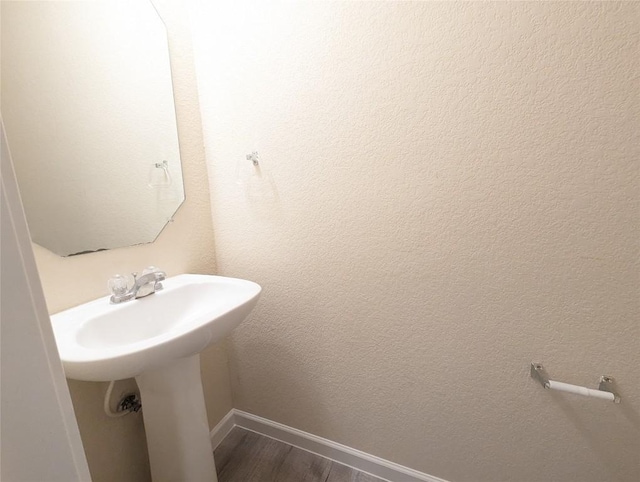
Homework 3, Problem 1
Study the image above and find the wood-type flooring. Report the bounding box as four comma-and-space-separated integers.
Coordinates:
214, 427, 385, 482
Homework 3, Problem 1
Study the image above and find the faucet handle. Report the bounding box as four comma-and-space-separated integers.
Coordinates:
108, 275, 129, 297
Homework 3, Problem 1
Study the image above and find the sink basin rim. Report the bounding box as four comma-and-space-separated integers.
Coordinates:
50, 274, 261, 381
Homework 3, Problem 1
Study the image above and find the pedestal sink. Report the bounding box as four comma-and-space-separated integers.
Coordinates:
50, 274, 261, 482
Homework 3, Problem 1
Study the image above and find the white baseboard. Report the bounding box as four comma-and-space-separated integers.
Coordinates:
210, 409, 449, 482
209, 409, 237, 451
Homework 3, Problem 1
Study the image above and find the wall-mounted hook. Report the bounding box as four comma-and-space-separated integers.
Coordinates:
246, 151, 259, 166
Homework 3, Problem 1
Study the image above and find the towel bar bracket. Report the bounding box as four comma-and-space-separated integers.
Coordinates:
598, 376, 621, 403
530, 363, 549, 388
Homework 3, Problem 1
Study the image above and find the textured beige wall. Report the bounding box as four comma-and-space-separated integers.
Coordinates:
192, 2, 639, 481
27, 1, 231, 481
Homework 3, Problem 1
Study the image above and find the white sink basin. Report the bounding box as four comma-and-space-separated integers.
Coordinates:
51, 274, 261, 381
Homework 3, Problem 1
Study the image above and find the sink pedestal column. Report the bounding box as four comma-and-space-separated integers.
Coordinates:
135, 354, 217, 482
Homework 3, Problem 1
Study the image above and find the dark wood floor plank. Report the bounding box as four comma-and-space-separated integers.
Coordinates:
213, 427, 249, 473
354, 471, 386, 482
325, 461, 384, 482
274, 445, 332, 482
215, 427, 384, 482
216, 430, 292, 482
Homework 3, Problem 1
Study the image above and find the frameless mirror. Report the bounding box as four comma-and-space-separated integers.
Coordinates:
1, 0, 184, 256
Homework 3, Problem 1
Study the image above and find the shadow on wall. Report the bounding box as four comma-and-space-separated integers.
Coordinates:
228, 339, 336, 436
552, 390, 640, 481
66, 379, 151, 482
619, 392, 640, 433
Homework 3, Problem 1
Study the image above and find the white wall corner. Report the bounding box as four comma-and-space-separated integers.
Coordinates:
210, 409, 238, 451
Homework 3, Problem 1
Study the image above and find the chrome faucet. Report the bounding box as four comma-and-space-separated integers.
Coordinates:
109, 268, 166, 304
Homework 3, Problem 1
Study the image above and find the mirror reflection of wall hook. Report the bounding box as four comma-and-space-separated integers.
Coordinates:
149, 160, 172, 187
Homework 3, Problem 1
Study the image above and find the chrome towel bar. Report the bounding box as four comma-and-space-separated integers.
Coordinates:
530, 363, 620, 403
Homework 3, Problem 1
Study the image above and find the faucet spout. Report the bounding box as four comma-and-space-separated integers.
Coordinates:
109, 268, 166, 304
133, 271, 166, 299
